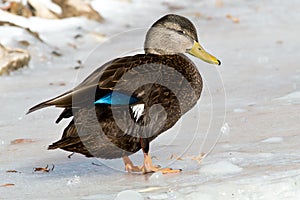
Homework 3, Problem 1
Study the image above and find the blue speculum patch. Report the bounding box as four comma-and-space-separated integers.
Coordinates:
94, 91, 139, 105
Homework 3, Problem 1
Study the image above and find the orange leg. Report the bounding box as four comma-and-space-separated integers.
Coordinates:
122, 153, 181, 174
122, 155, 142, 172
142, 152, 181, 174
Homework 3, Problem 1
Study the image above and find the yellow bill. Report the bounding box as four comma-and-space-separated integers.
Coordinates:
187, 41, 221, 65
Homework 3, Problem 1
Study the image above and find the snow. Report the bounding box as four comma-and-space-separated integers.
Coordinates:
66, 175, 81, 186
233, 108, 246, 113
220, 123, 230, 136
115, 190, 143, 200
199, 161, 242, 175
39, 0, 62, 14
149, 172, 165, 186
261, 137, 283, 143
1, 0, 300, 199
274, 91, 300, 103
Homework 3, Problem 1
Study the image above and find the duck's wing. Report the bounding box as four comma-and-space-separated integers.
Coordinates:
27, 54, 157, 114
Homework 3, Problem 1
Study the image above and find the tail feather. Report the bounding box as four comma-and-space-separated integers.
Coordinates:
26, 91, 73, 114
26, 100, 52, 114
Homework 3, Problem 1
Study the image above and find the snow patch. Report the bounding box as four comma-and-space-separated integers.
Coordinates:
115, 190, 143, 200
199, 161, 242, 175
185, 192, 215, 200
274, 91, 300, 103
261, 137, 283, 143
149, 172, 165, 186
39, 0, 62, 14
67, 175, 81, 186
233, 108, 246, 113
220, 123, 230, 136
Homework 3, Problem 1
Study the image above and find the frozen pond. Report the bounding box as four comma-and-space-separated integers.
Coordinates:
1, 0, 300, 199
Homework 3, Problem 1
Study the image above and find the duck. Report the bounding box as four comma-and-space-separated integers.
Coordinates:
27, 14, 220, 174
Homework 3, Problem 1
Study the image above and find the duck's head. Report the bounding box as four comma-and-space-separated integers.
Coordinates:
144, 14, 221, 65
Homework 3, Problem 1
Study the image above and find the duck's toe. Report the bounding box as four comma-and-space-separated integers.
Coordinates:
142, 152, 181, 174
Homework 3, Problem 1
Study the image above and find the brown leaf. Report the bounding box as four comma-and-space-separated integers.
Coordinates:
51, 51, 63, 57
193, 12, 202, 18
6, 2, 33, 18
18, 40, 30, 47
10, 138, 34, 144
33, 165, 54, 173
0, 44, 31, 75
168, 154, 183, 161
49, 82, 66, 86
1, 183, 15, 187
215, 0, 224, 8
187, 153, 206, 164
226, 14, 240, 23
27, 0, 58, 19
161, 2, 185, 11
6, 170, 19, 173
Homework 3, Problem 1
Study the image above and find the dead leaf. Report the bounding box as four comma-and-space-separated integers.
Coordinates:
139, 187, 165, 193
151, 156, 159, 160
6, 2, 33, 18
2, 0, 104, 21
74, 34, 83, 39
193, 12, 202, 18
89, 32, 107, 42
226, 14, 240, 23
0, 44, 31, 75
52, 0, 104, 22
27, 0, 58, 19
67, 43, 77, 49
74, 66, 81, 70
169, 154, 183, 161
1, 183, 15, 187
33, 164, 55, 173
67, 152, 75, 158
10, 138, 34, 144
215, 0, 224, 8
51, 51, 62, 57
91, 162, 102, 167
6, 170, 19, 173
49, 82, 66, 86
18, 40, 30, 47
187, 153, 206, 164
161, 2, 185, 11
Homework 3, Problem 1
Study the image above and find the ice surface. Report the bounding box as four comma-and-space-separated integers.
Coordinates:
1, 0, 300, 199
115, 190, 143, 200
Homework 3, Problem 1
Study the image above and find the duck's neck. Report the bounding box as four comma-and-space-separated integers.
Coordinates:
144, 47, 170, 55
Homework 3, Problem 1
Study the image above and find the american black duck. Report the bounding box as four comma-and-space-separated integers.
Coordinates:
27, 14, 220, 174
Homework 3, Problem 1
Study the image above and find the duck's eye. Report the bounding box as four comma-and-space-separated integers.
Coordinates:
177, 30, 185, 35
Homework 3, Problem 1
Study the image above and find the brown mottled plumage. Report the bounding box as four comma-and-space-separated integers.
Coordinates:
27, 14, 220, 173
